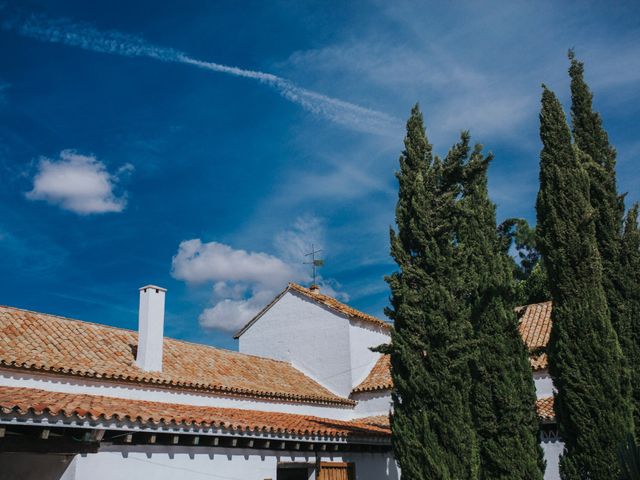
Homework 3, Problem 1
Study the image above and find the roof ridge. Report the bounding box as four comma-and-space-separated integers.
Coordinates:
516, 300, 553, 309
287, 282, 391, 329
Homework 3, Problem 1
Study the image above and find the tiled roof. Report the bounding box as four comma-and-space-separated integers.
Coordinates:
0, 386, 389, 439
234, 283, 391, 338
517, 301, 553, 371
352, 355, 392, 393
356, 415, 390, 430
0, 306, 351, 406
536, 396, 555, 422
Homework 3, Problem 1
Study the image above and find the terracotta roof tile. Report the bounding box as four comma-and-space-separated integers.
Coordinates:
0, 306, 352, 406
356, 414, 390, 430
352, 355, 392, 393
536, 396, 555, 422
0, 386, 388, 439
517, 301, 553, 371
286, 283, 391, 330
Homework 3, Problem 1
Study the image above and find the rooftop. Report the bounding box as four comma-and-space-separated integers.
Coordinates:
517, 301, 552, 371
0, 386, 388, 439
0, 305, 352, 406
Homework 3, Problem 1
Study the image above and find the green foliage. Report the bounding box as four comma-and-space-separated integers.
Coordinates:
619, 434, 640, 480
385, 105, 478, 479
459, 143, 545, 479
498, 218, 550, 305
387, 105, 544, 479
570, 51, 638, 438
621, 205, 640, 431
536, 86, 633, 479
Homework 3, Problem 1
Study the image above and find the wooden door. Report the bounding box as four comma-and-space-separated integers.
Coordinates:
318, 462, 355, 480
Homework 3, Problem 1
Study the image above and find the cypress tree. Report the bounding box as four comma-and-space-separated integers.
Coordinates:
536, 86, 633, 479
569, 51, 636, 432
458, 141, 545, 479
621, 205, 640, 430
498, 218, 550, 305
385, 105, 478, 479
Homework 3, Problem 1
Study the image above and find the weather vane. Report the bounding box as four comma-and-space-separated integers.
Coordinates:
304, 244, 324, 287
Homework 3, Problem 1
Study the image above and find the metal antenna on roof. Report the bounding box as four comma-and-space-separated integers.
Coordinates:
304, 244, 324, 288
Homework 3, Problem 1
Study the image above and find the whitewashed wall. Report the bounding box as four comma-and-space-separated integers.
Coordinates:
533, 370, 554, 399
351, 390, 392, 418
541, 437, 564, 480
348, 322, 390, 390
4, 446, 400, 480
239, 291, 354, 397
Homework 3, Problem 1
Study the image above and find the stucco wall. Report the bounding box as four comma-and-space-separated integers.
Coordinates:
351, 390, 392, 418
239, 291, 354, 397
541, 437, 564, 480
533, 370, 555, 399
348, 322, 390, 390
3, 446, 400, 480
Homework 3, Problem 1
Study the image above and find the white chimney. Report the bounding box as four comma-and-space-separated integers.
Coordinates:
135, 285, 166, 372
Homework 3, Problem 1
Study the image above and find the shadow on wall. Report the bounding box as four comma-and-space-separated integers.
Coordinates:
0, 453, 76, 480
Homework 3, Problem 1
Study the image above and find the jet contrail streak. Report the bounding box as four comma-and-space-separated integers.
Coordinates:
2, 11, 400, 135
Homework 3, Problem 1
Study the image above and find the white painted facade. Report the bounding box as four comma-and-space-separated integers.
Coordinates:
351, 391, 393, 419
533, 370, 555, 399
238, 290, 391, 397
0, 447, 400, 480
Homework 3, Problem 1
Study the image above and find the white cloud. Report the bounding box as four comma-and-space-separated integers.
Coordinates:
26, 150, 132, 214
171, 216, 346, 332
171, 239, 295, 286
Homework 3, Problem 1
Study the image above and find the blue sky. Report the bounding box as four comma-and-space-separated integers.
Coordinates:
1, 0, 639, 350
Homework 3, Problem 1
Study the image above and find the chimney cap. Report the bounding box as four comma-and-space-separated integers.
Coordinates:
139, 285, 167, 292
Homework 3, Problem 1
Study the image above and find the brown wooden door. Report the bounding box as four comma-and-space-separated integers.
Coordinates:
318, 462, 355, 480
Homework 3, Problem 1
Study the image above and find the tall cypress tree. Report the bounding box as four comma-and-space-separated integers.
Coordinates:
621, 205, 640, 431
458, 141, 545, 479
536, 86, 633, 479
385, 105, 478, 479
569, 51, 636, 432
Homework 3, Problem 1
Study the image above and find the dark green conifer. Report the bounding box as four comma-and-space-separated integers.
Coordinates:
569, 51, 637, 432
458, 141, 545, 479
536, 86, 633, 479
498, 218, 550, 305
621, 205, 640, 430
385, 105, 478, 479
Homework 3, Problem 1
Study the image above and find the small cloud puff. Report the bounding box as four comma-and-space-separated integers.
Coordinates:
171, 216, 347, 332
26, 150, 133, 215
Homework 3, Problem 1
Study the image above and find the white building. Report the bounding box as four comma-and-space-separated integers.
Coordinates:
0, 283, 560, 480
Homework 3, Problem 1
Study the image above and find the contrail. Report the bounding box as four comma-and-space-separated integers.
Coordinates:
2, 10, 400, 135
